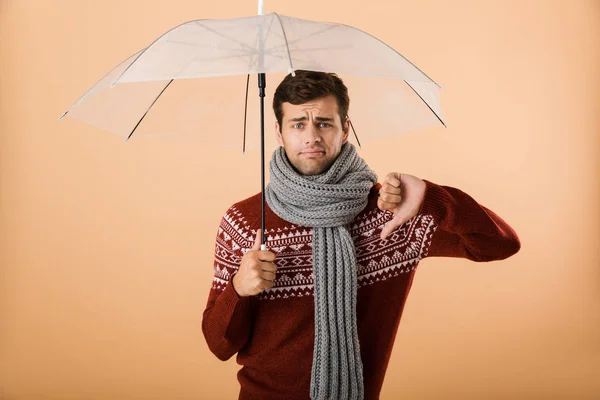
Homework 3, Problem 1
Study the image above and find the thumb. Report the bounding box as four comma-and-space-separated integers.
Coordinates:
251, 229, 263, 251
380, 218, 402, 241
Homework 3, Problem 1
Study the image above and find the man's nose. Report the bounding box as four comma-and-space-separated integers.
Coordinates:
304, 124, 321, 144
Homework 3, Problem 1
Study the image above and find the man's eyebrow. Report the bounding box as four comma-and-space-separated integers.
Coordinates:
286, 116, 335, 122
287, 116, 308, 122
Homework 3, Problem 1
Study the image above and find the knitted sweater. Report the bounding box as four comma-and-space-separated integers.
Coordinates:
202, 180, 520, 400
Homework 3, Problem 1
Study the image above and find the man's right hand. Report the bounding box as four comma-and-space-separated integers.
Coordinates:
232, 230, 277, 297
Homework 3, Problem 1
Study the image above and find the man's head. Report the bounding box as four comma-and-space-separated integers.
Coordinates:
272, 70, 350, 176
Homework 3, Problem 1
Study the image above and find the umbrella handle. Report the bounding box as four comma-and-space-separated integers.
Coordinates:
260, 244, 267, 250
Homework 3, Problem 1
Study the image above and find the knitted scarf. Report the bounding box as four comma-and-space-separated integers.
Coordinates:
265, 142, 378, 400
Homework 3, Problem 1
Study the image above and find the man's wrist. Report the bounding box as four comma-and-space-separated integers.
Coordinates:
231, 274, 245, 298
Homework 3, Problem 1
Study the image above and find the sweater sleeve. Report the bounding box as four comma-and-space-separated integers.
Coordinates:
202, 212, 256, 361
419, 180, 521, 261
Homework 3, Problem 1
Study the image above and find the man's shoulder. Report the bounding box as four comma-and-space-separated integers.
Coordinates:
231, 191, 262, 212
222, 191, 262, 221
216, 192, 263, 246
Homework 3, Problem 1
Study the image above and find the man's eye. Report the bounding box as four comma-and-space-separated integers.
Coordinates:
293, 123, 303, 129
319, 123, 331, 128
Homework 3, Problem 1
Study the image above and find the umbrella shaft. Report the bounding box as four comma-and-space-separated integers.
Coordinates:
258, 73, 266, 245
258, 73, 266, 94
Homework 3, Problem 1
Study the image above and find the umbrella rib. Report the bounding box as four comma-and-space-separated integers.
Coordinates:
254, 23, 343, 68
259, 14, 277, 54
246, 15, 274, 73
257, 44, 354, 71
243, 74, 250, 154
161, 38, 264, 71
195, 18, 276, 73
265, 23, 339, 51
196, 21, 260, 54
249, 43, 353, 71
273, 13, 295, 72
167, 35, 256, 79
262, 46, 350, 69
126, 79, 174, 142
59, 49, 144, 119
348, 118, 362, 148
404, 81, 446, 128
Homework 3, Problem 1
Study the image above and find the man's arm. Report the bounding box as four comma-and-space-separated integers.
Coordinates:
377, 173, 520, 261
419, 180, 521, 261
201, 214, 255, 361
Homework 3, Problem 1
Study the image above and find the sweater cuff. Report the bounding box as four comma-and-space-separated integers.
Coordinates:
220, 274, 251, 311
418, 180, 452, 226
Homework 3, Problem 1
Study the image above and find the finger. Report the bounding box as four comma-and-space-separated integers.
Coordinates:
381, 183, 402, 195
377, 198, 397, 211
380, 217, 408, 241
256, 251, 276, 263
384, 173, 402, 188
379, 192, 402, 204
261, 279, 274, 290
251, 229, 263, 251
261, 270, 276, 281
379, 182, 402, 193
380, 222, 399, 241
260, 261, 277, 273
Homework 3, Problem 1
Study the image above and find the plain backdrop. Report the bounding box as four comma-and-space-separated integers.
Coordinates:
1, 0, 599, 399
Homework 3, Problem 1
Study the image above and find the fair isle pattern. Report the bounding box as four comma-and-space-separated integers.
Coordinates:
212, 205, 438, 300
353, 207, 437, 287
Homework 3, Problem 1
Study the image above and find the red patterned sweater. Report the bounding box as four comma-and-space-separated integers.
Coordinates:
202, 180, 520, 400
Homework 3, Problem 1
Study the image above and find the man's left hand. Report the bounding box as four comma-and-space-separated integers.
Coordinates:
377, 173, 427, 240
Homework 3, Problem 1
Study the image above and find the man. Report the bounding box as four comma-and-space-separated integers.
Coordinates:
202, 70, 520, 400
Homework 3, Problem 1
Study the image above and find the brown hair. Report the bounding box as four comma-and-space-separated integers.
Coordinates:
272, 70, 349, 130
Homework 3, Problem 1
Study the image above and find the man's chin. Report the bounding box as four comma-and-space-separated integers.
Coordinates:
301, 170, 323, 176
297, 162, 332, 176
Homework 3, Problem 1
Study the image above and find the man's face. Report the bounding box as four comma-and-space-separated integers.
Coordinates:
275, 95, 349, 176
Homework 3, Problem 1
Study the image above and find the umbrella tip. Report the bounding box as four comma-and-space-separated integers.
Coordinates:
289, 68, 295, 77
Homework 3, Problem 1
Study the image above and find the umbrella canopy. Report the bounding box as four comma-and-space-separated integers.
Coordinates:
59, 12, 445, 144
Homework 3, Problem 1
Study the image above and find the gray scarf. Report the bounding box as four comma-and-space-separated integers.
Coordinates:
265, 142, 378, 400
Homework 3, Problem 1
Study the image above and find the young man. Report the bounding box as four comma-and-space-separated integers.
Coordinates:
202, 70, 520, 400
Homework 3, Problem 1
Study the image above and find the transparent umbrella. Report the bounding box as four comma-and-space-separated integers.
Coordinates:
59, 3, 445, 246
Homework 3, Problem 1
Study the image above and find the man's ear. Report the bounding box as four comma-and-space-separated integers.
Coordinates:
275, 121, 284, 147
342, 117, 350, 144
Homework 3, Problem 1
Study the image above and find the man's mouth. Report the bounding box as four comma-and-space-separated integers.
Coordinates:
301, 149, 326, 157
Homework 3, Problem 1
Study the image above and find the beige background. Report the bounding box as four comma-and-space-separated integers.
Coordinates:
1, 0, 599, 399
